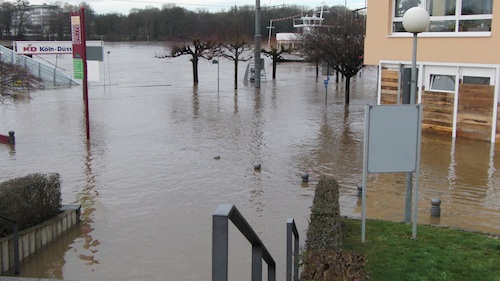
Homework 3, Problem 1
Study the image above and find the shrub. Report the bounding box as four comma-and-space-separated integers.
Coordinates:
301, 177, 367, 280
0, 173, 62, 237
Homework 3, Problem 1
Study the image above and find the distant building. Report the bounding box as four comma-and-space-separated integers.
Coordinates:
275, 33, 301, 50
11, 4, 59, 39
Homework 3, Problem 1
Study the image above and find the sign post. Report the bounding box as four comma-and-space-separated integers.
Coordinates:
71, 7, 89, 140
323, 75, 329, 105
362, 104, 422, 242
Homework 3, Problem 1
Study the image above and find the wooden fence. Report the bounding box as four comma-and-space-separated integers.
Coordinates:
380, 69, 497, 142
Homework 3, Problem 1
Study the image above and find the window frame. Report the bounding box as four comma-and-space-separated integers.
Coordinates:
392, 0, 493, 35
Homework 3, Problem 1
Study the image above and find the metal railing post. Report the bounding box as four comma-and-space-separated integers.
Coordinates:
252, 245, 263, 281
212, 213, 229, 281
212, 204, 276, 281
286, 218, 299, 281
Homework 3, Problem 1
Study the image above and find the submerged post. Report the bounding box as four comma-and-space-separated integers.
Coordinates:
8, 131, 15, 145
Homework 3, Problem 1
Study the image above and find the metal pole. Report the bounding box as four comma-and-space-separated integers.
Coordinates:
252, 245, 263, 281
405, 32, 418, 223
80, 7, 90, 140
410, 33, 418, 104
13, 222, 19, 274
286, 223, 292, 281
254, 0, 261, 88
217, 56, 220, 94
212, 215, 229, 281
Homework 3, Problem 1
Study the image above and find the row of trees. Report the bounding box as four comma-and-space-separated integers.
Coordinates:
0, 1, 365, 104
0, 1, 304, 41
165, 5, 365, 103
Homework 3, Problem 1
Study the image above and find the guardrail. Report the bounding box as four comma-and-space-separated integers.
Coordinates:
0, 215, 19, 275
212, 204, 276, 281
0, 45, 79, 88
286, 218, 299, 281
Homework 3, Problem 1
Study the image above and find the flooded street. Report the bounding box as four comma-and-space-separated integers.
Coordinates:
0, 42, 499, 280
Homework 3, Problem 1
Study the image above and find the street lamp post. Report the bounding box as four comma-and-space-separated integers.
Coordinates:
402, 7, 429, 223
212, 58, 220, 94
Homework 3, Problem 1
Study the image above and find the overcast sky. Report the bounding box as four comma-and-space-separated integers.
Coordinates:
24, 0, 367, 15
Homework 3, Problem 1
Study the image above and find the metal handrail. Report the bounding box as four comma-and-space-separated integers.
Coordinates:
286, 218, 299, 281
212, 204, 276, 281
0, 214, 20, 274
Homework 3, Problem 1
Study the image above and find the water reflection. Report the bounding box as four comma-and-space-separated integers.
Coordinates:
78, 142, 100, 266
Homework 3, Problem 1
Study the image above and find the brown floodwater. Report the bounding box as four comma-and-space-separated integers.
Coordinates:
0, 42, 498, 280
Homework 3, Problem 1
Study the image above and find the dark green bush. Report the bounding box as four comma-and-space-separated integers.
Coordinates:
0, 173, 62, 237
301, 177, 367, 280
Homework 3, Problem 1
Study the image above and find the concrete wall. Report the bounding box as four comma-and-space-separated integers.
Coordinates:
0, 205, 81, 274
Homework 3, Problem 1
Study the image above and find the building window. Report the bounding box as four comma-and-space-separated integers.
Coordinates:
463, 76, 490, 85
393, 0, 492, 33
430, 74, 456, 91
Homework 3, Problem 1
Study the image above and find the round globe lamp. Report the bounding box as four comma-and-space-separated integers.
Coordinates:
402, 7, 430, 33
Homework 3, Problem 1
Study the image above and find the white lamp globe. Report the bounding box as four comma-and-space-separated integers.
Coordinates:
402, 7, 430, 33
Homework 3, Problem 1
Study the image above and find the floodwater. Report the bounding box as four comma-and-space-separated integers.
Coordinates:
0, 42, 499, 280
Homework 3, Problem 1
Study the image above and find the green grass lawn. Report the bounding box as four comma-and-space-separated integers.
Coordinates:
341, 218, 500, 281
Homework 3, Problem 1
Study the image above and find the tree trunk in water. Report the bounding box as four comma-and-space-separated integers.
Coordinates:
234, 59, 238, 89
272, 56, 277, 79
345, 76, 351, 105
315, 58, 319, 79
192, 57, 199, 86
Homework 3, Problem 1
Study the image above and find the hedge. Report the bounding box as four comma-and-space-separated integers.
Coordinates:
300, 177, 367, 281
0, 173, 62, 237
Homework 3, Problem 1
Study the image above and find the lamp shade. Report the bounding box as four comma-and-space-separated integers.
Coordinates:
402, 7, 430, 33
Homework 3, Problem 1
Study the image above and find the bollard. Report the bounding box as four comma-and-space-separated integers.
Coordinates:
8, 131, 15, 145
254, 163, 261, 170
300, 172, 309, 182
357, 184, 363, 197
431, 198, 441, 217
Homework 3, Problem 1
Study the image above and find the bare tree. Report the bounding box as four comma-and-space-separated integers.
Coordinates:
0, 1, 15, 37
11, 0, 30, 39
261, 45, 290, 79
302, 6, 365, 105
219, 38, 252, 89
168, 38, 217, 86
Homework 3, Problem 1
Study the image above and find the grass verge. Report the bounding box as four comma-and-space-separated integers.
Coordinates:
341, 218, 500, 281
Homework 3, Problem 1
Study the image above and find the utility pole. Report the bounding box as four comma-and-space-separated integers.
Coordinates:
254, 0, 261, 88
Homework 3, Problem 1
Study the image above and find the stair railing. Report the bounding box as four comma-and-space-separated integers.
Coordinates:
286, 218, 299, 281
212, 204, 276, 281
